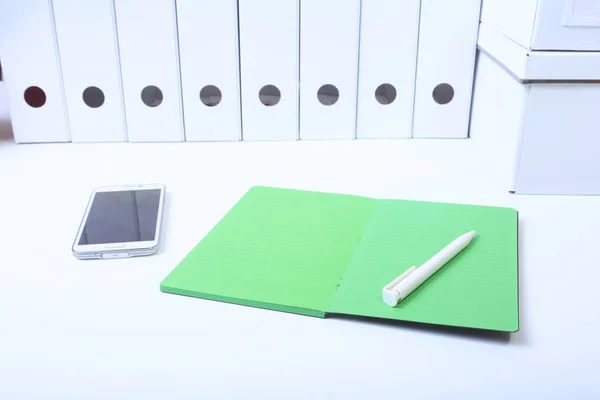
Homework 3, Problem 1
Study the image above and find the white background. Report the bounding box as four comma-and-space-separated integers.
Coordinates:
1, 63, 600, 398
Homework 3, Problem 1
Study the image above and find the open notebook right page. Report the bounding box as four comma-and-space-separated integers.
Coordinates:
327, 199, 519, 332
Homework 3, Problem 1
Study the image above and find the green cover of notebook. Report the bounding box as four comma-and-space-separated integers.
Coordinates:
161, 186, 519, 332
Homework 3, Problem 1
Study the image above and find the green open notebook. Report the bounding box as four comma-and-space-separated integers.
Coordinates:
161, 186, 519, 332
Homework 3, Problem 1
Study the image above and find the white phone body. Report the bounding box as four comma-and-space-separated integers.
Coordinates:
72, 184, 166, 260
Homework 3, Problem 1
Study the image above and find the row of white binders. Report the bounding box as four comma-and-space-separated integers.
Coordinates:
0, 0, 482, 143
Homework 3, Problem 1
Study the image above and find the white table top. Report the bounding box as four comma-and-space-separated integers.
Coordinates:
2, 97, 600, 398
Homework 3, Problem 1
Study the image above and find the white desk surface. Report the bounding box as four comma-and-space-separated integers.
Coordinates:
1, 86, 600, 398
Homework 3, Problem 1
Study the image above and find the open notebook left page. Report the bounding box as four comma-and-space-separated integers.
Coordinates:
160, 187, 376, 317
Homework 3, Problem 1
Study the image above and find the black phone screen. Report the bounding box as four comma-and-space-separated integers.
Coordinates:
78, 189, 161, 245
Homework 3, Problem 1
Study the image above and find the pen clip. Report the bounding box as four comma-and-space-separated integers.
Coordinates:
383, 266, 418, 292
382, 266, 418, 307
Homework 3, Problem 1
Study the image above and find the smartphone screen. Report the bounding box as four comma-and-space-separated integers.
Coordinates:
78, 189, 161, 245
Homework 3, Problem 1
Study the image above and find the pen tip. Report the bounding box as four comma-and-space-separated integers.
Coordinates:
464, 230, 476, 241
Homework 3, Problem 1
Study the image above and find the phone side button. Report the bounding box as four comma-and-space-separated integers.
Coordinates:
101, 253, 130, 259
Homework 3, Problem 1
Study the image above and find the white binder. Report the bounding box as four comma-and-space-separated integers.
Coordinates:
412, 0, 481, 139
356, 0, 420, 139
177, 0, 241, 142
238, 0, 299, 141
0, 0, 69, 143
0, 82, 11, 132
114, 0, 184, 142
52, 0, 126, 143
300, 0, 360, 140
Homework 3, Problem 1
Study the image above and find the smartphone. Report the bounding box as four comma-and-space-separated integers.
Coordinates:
72, 184, 166, 260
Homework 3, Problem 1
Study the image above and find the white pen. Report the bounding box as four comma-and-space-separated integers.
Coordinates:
382, 230, 476, 307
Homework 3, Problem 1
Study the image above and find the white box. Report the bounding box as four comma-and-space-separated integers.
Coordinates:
481, 0, 600, 51
177, 0, 241, 142
412, 0, 482, 138
478, 22, 600, 195
356, 0, 420, 139
238, 0, 299, 141
114, 0, 184, 142
478, 22, 600, 82
0, 0, 70, 143
299, 0, 360, 140
53, 0, 127, 143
